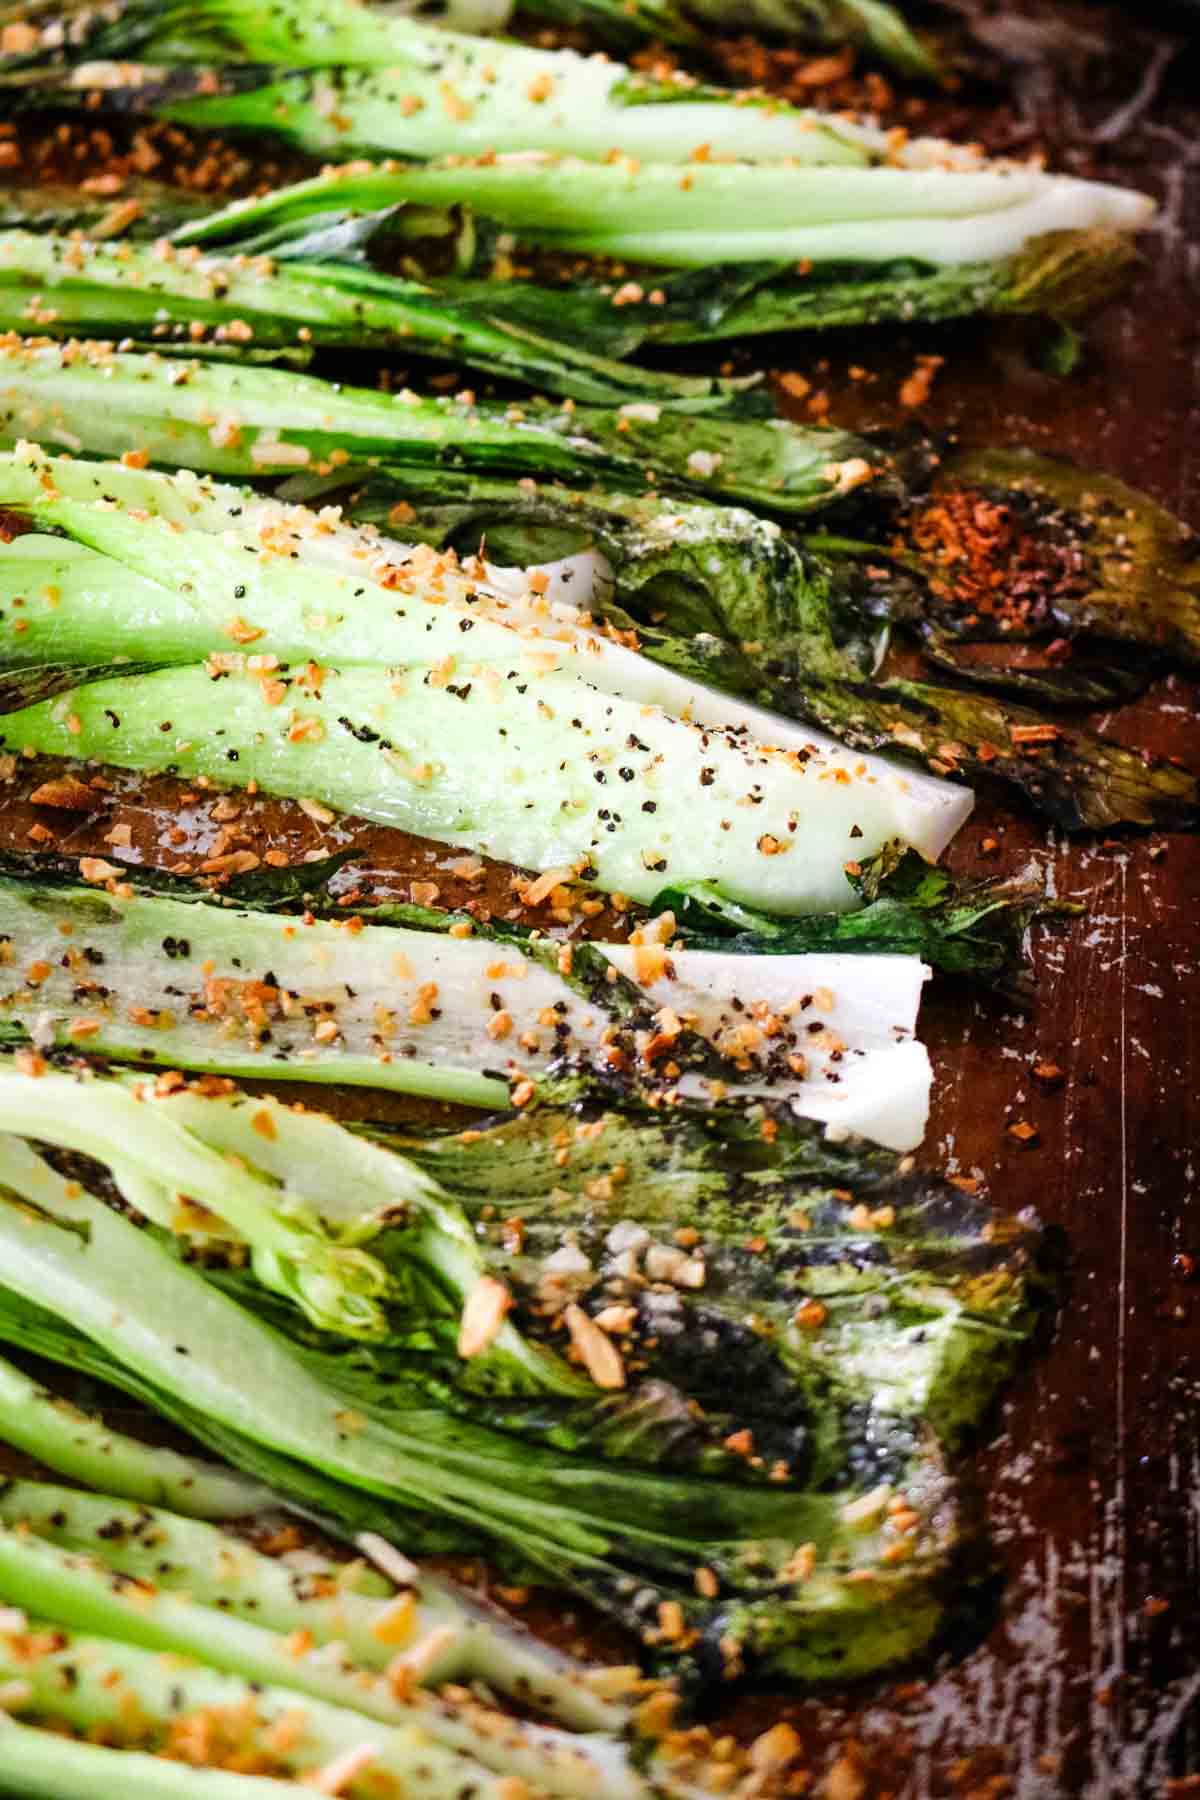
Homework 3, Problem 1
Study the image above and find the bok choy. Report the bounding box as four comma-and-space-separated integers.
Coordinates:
0, 0, 969, 166
164, 153, 1154, 276
0, 1054, 1046, 1686
0, 338, 886, 517
0, 433, 1191, 834
0, 169, 1142, 379
0, 1349, 275, 1517
0, 869, 935, 1148
0, 222, 748, 407
336, 468, 1200, 829
0, 443, 977, 910
0, 0, 1152, 272
0, 1466, 666, 1795
0, 0, 942, 71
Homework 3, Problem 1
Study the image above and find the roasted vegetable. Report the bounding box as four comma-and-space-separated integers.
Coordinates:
0, 1056, 1046, 1686
0, 338, 886, 517
0, 865, 936, 1148
0, 0, 1151, 273
0, 0, 944, 69
0, 1466, 656, 1796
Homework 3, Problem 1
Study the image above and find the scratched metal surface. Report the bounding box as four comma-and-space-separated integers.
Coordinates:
0, 9, 1198, 1796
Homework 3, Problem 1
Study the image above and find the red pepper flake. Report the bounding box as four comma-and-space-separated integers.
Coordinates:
899, 484, 1091, 637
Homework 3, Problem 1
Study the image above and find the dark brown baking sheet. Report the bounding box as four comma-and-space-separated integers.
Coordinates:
2, 6, 1199, 1793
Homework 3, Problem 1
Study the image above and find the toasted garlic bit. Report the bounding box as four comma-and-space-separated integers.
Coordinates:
457, 1275, 512, 1359
564, 1302, 626, 1389
840, 1483, 893, 1529
821, 456, 876, 496
78, 856, 123, 884
307, 1744, 380, 1796
368, 1590, 418, 1648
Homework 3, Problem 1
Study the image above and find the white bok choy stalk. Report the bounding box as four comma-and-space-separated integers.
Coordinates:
0, 446, 972, 905
0, 881, 933, 1149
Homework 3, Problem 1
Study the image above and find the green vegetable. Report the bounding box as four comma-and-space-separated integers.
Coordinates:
0, 1477, 629, 1731
164, 151, 1154, 275
0, 0, 932, 166
0, 1514, 641, 1796
0, 874, 935, 1147
0, 654, 957, 911
0, 1645, 514, 1797
892, 448, 1200, 668
0, 1278, 478, 1555
654, 228, 1142, 338
0, 225, 746, 407
0, 337, 884, 516
336, 470, 1200, 833
0, 0, 1151, 269
4, 0, 940, 72
0, 1561, 550, 1797
0, 1350, 274, 1516
0, 443, 971, 876
382, 1086, 1046, 1452
0, 1722, 302, 1800
2, 423, 1189, 835
0, 1063, 394, 1340
656, 843, 1052, 995
0, 0, 941, 70
784, 670, 1199, 832
569, 0, 943, 71
0, 1058, 1044, 1682
4, 210, 1120, 389
160, 171, 1145, 347
0, 178, 1130, 389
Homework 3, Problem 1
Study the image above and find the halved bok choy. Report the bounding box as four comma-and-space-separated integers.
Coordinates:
0, 170, 1142, 383
0, 869, 935, 1148
0, 443, 972, 911
0, 0, 981, 166
0, 337, 888, 518
0, 1053, 1046, 1685
1, 435, 1193, 833
0, 0, 1149, 260
162, 151, 1155, 276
